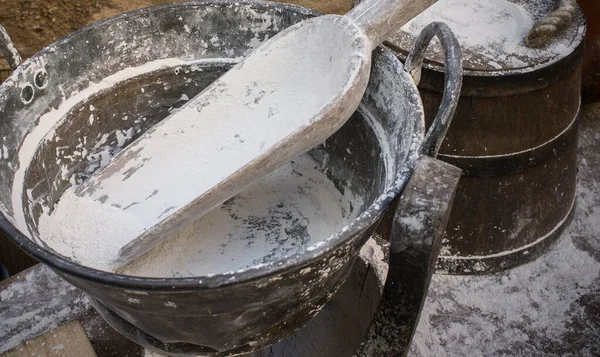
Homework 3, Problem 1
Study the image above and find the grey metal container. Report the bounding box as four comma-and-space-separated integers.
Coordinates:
0, 1, 461, 356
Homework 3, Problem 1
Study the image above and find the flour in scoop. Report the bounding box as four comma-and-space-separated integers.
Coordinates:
37, 154, 363, 274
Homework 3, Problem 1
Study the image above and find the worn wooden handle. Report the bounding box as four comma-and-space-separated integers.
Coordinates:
347, 0, 436, 48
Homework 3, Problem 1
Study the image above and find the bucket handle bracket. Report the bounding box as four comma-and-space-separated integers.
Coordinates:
356, 22, 464, 356
356, 156, 462, 356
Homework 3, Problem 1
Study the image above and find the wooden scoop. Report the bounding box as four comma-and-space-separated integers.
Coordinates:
74, 0, 435, 268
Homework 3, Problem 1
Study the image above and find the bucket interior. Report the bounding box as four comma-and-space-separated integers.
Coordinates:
29, 60, 384, 275
0, 2, 422, 278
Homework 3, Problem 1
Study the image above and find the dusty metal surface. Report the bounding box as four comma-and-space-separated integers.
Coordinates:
357, 157, 461, 357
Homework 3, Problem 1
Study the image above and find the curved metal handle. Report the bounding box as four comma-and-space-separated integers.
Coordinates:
0, 24, 22, 71
356, 156, 462, 356
405, 22, 462, 158
526, 0, 577, 48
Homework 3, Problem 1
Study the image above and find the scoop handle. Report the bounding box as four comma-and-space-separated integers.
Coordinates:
347, 0, 436, 48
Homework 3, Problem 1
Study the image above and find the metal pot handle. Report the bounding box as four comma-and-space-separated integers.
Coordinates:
526, 0, 577, 48
0, 24, 22, 71
356, 156, 461, 357
355, 23, 463, 356
404, 22, 462, 158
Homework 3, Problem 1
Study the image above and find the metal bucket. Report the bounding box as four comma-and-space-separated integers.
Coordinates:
0, 1, 461, 355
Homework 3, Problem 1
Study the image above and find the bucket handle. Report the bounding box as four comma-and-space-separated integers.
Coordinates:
404, 22, 462, 157
356, 156, 462, 356
525, 0, 577, 48
0, 24, 22, 71
356, 23, 463, 356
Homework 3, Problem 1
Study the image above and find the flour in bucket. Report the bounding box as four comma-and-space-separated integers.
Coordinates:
38, 152, 364, 277
13, 59, 367, 277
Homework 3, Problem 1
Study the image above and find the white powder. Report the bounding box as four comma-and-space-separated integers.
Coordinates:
0, 268, 91, 354
36, 191, 147, 270
403, 0, 533, 50
122, 155, 362, 277
358, 235, 389, 289
410, 233, 600, 356
399, 0, 580, 70
38, 152, 363, 273
143, 350, 166, 357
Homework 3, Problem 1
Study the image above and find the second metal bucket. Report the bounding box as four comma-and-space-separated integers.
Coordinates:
385, 0, 586, 274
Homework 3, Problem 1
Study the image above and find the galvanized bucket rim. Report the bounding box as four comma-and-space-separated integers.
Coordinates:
0, 0, 425, 291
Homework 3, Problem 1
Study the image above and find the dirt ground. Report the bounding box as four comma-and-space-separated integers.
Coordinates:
0, 0, 352, 59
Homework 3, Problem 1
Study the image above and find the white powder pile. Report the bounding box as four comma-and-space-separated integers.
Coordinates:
404, 0, 532, 50
399, 0, 580, 70
36, 192, 147, 270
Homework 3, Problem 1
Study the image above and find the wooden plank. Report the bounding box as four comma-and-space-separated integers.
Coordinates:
1, 321, 97, 357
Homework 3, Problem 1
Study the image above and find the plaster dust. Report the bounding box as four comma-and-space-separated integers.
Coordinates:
0, 268, 91, 354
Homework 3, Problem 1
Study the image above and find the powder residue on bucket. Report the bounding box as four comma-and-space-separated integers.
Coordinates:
65, 16, 367, 268
36, 192, 146, 269
13, 49, 369, 275
10, 58, 193, 238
